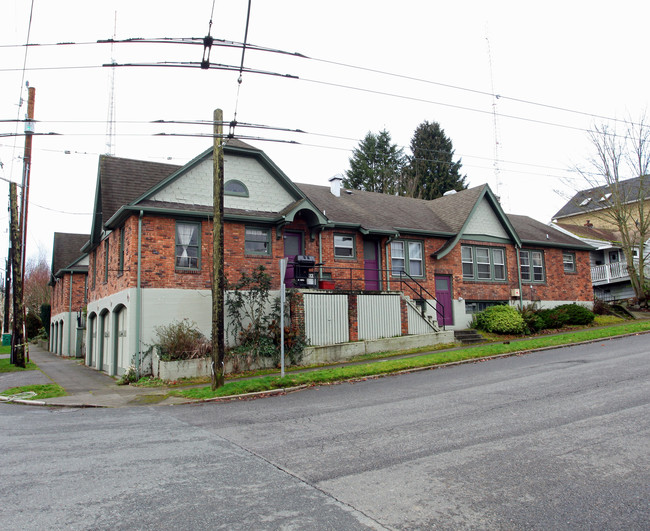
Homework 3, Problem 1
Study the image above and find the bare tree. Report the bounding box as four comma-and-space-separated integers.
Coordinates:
24, 250, 50, 316
575, 116, 650, 305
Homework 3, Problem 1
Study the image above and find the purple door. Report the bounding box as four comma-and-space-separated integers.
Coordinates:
364, 240, 380, 290
434, 275, 453, 326
283, 231, 303, 286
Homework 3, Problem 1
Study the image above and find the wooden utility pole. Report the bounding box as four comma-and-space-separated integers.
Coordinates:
10, 183, 25, 367
211, 109, 225, 390
20, 86, 35, 284
4, 251, 11, 334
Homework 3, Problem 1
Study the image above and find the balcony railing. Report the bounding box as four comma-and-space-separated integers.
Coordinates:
591, 259, 650, 284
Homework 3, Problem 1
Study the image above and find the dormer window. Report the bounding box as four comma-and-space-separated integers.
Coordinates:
599, 193, 612, 202
225, 180, 249, 197
579, 197, 592, 207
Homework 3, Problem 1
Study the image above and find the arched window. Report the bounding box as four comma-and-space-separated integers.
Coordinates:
224, 180, 249, 197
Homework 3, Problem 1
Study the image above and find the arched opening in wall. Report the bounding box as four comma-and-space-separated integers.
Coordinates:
58, 319, 65, 355
54, 322, 58, 354
111, 304, 127, 377
87, 313, 97, 367
98, 309, 110, 372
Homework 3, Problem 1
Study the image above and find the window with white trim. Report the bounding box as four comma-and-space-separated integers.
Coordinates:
245, 227, 271, 255
175, 221, 200, 270
563, 251, 576, 273
520, 249, 545, 282
334, 234, 355, 258
391, 240, 424, 277
461, 245, 507, 281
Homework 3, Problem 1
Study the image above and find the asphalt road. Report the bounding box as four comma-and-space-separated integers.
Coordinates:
2, 334, 648, 530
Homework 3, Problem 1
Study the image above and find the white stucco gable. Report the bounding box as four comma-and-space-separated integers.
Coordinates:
148, 153, 297, 213
463, 197, 510, 239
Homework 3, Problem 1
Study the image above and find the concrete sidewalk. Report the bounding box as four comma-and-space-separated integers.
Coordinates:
1, 344, 188, 408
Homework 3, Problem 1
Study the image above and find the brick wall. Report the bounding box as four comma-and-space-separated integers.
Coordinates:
51, 271, 87, 315
85, 211, 593, 306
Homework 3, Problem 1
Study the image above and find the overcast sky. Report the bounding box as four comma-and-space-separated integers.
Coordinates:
1, 0, 649, 270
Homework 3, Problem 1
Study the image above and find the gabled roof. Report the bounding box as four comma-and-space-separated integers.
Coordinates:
51, 232, 89, 280
96, 139, 326, 231
298, 182, 590, 253
555, 223, 621, 243
553, 175, 650, 220
86, 155, 181, 249
507, 216, 593, 250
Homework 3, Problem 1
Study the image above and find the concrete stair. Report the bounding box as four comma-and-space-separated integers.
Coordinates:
454, 329, 485, 345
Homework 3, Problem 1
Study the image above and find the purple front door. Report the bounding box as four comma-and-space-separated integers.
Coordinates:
364, 240, 380, 290
434, 275, 453, 326
283, 231, 303, 286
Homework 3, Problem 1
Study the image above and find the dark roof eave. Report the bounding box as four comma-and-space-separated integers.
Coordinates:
521, 240, 596, 251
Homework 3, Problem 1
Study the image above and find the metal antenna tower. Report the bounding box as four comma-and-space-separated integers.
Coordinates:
105, 12, 117, 155
486, 33, 504, 203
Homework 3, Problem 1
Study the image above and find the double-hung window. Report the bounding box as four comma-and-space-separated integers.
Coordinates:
104, 239, 110, 283
391, 240, 424, 277
461, 245, 506, 281
245, 227, 271, 255
334, 234, 355, 258
118, 227, 125, 276
176, 221, 200, 270
562, 252, 576, 273
520, 249, 545, 282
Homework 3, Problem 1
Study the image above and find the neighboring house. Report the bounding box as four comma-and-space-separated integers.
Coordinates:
552, 176, 650, 301
49, 232, 89, 357
76, 140, 592, 376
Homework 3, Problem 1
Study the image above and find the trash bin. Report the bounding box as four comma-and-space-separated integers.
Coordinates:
2, 333, 11, 346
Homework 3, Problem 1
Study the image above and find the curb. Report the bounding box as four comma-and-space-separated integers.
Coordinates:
3, 328, 649, 408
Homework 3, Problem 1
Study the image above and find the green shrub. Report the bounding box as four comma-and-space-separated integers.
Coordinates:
474, 305, 525, 334
25, 312, 43, 339
554, 304, 595, 325
519, 304, 543, 333
153, 319, 211, 361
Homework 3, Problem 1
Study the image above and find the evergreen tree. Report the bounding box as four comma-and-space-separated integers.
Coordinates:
407, 121, 467, 199
344, 130, 405, 194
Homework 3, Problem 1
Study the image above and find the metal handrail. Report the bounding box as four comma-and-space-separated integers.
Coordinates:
301, 264, 446, 330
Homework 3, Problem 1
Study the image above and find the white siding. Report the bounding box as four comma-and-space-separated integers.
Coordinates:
148, 155, 296, 212
464, 198, 509, 238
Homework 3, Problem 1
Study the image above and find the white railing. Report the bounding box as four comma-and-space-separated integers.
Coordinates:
591, 260, 650, 283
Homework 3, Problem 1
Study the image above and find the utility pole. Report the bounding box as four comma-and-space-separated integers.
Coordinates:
211, 109, 225, 390
20, 86, 35, 288
10, 183, 25, 367
4, 252, 11, 334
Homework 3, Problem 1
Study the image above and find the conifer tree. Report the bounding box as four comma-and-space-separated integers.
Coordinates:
344, 130, 405, 194
407, 120, 467, 199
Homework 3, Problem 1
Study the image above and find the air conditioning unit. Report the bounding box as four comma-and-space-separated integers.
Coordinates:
510, 289, 520, 297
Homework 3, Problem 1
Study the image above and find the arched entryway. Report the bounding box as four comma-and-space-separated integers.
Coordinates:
111, 305, 127, 376
97, 310, 110, 372
87, 313, 97, 367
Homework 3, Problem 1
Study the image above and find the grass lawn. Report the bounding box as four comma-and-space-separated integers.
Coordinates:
172, 320, 650, 401
0, 383, 66, 400
0, 357, 38, 372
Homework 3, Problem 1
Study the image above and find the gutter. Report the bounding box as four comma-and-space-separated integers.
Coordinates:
516, 244, 524, 309
68, 272, 73, 356
136, 211, 143, 378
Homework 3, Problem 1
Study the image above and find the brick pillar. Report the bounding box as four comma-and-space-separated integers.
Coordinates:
349, 293, 358, 342
400, 297, 409, 336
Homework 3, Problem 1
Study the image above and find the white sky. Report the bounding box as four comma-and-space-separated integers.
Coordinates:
1, 0, 649, 270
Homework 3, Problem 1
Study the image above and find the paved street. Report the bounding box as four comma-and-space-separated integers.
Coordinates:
2, 334, 649, 529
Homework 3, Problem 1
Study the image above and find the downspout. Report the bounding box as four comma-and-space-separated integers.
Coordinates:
385, 235, 398, 290
68, 272, 73, 356
318, 231, 323, 280
516, 244, 523, 310
136, 211, 143, 378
